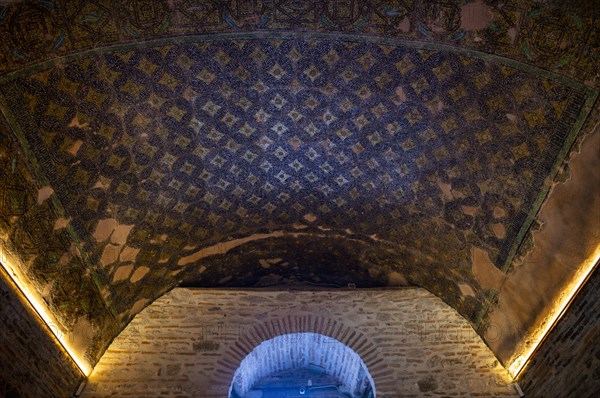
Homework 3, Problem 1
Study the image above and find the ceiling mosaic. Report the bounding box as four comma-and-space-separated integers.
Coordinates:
0, 0, 598, 86
0, 0, 598, 367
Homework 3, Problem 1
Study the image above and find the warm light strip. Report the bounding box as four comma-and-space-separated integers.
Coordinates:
507, 244, 600, 379
0, 249, 92, 376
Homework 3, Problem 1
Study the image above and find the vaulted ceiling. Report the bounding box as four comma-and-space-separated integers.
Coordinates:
0, 0, 598, 370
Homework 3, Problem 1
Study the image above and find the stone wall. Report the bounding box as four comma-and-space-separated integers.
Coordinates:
519, 266, 600, 398
0, 266, 83, 398
82, 288, 518, 398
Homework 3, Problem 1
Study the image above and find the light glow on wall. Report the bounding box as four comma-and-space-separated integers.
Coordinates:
0, 248, 92, 376
508, 244, 600, 379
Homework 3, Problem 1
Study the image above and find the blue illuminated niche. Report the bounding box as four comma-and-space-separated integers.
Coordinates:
229, 332, 375, 398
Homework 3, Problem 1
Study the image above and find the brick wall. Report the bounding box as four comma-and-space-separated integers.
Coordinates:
520, 266, 600, 398
82, 288, 519, 398
0, 267, 83, 398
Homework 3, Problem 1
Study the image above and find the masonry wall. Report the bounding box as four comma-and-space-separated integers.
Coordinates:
82, 288, 518, 398
0, 267, 83, 398
520, 266, 600, 398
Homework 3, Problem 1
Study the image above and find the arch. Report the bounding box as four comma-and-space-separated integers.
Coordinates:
210, 314, 394, 394
229, 332, 375, 398
80, 288, 519, 397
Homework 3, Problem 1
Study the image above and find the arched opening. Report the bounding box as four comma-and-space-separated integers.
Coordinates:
229, 332, 375, 398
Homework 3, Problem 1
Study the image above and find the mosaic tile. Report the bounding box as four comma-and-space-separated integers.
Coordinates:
0, 35, 594, 333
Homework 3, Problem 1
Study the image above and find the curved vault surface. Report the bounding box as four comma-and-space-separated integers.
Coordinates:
0, 1, 597, 368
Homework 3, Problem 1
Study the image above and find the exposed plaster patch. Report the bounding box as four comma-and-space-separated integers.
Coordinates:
59, 251, 72, 266
437, 181, 453, 200
395, 86, 407, 102
459, 282, 476, 297
388, 271, 409, 287
398, 16, 410, 33
101, 287, 111, 300
130, 266, 150, 283
37, 186, 54, 205
177, 231, 285, 265
119, 246, 140, 262
67, 140, 83, 156
131, 298, 148, 315
92, 176, 111, 189
59, 243, 81, 266
260, 258, 282, 268
68, 115, 89, 129
437, 181, 465, 200
111, 224, 134, 245
493, 206, 506, 219
113, 264, 134, 283
53, 217, 71, 230
100, 244, 120, 267
461, 205, 478, 216
177, 230, 390, 268
492, 223, 506, 239
304, 213, 317, 222
460, 1, 494, 31
489, 126, 600, 362
471, 246, 504, 291
94, 219, 118, 242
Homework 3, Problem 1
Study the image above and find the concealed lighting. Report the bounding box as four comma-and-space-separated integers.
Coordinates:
75, 380, 88, 397
507, 244, 600, 379
0, 249, 92, 376
513, 382, 525, 397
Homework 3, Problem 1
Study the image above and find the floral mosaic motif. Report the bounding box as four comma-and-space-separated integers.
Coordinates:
520, 8, 585, 68
0, 127, 118, 362
416, 0, 465, 40
122, 0, 172, 35
0, 0, 66, 59
0, 1, 598, 84
64, 0, 118, 45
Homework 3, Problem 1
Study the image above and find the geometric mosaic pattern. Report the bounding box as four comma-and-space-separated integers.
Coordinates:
1, 37, 591, 324
0, 25, 596, 366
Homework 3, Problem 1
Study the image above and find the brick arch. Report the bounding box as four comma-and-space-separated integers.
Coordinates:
210, 315, 395, 396
229, 332, 375, 397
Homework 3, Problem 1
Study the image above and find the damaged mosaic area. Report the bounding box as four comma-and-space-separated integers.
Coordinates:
0, 34, 594, 358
